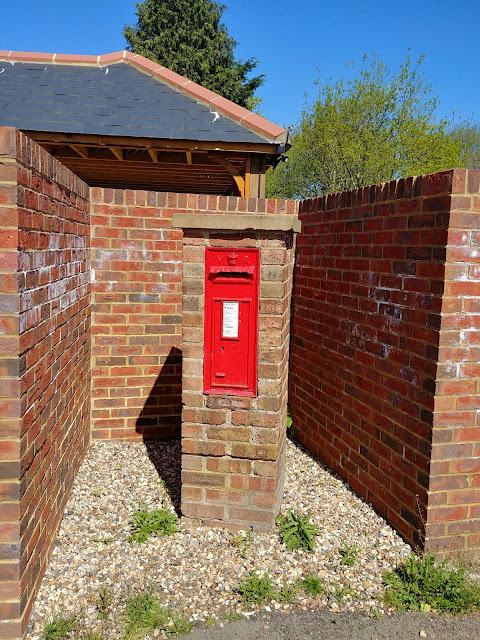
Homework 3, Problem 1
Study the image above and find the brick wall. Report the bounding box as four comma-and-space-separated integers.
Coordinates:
90, 191, 297, 441
426, 169, 480, 554
290, 173, 450, 548
0, 128, 91, 639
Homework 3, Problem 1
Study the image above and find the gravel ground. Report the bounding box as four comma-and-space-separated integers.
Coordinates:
27, 439, 412, 639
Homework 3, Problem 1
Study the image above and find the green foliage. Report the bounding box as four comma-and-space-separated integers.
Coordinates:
237, 572, 274, 605
331, 585, 355, 601
225, 611, 242, 622
286, 413, 296, 440
92, 538, 113, 545
233, 529, 252, 558
299, 573, 325, 597
42, 614, 77, 640
339, 543, 359, 566
128, 504, 179, 543
123, 0, 264, 107
96, 586, 113, 620
272, 585, 297, 602
267, 52, 461, 199
449, 119, 480, 169
276, 509, 320, 551
122, 591, 193, 639
383, 553, 480, 614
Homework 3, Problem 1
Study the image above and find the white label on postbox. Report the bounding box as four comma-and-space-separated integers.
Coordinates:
222, 301, 239, 338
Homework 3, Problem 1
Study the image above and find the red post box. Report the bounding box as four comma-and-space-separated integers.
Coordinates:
204, 247, 259, 396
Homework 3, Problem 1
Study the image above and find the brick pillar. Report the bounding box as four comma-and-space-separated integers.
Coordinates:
173, 213, 299, 531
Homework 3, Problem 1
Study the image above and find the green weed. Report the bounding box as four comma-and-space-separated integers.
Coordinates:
233, 530, 253, 559
225, 611, 242, 622
272, 585, 297, 602
205, 616, 216, 626
96, 586, 113, 620
42, 614, 77, 640
331, 585, 355, 601
122, 591, 193, 639
92, 538, 113, 545
286, 413, 296, 439
237, 572, 274, 605
128, 503, 179, 543
383, 553, 480, 614
91, 488, 102, 497
276, 510, 320, 551
299, 573, 325, 597
339, 543, 359, 566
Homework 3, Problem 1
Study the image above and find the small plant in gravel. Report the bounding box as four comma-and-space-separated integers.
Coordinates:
299, 573, 325, 597
42, 614, 77, 640
339, 543, 359, 566
276, 509, 320, 551
96, 586, 113, 620
233, 529, 253, 558
92, 537, 113, 545
331, 585, 355, 601
91, 488, 102, 497
225, 611, 242, 623
383, 552, 480, 614
272, 585, 297, 602
237, 572, 275, 605
128, 503, 179, 543
122, 590, 193, 639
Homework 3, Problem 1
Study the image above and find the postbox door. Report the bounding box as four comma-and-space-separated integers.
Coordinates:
204, 248, 259, 396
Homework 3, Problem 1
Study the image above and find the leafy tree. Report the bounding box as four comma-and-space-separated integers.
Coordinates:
266, 53, 462, 199
124, 0, 264, 107
449, 119, 480, 169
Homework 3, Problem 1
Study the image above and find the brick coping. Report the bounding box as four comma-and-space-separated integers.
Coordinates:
172, 213, 301, 232
0, 50, 287, 144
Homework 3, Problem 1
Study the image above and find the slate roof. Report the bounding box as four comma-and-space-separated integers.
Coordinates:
0, 50, 287, 145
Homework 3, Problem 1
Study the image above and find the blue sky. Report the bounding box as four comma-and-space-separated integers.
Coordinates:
3, 0, 479, 129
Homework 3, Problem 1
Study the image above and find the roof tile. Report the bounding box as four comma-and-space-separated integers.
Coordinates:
240, 113, 286, 140
9, 51, 55, 62
152, 67, 188, 90
210, 96, 250, 123
55, 54, 99, 64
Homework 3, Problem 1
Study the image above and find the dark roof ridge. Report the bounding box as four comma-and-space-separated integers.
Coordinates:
0, 50, 287, 144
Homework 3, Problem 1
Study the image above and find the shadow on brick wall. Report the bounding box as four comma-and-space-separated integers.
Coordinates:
135, 346, 183, 440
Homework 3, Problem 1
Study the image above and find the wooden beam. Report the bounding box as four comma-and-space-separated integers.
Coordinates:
208, 154, 245, 196
70, 145, 89, 159
25, 131, 279, 154
147, 148, 158, 163
109, 147, 123, 161
186, 151, 192, 165
244, 155, 251, 198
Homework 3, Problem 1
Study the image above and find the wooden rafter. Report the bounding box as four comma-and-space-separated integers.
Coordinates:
70, 144, 89, 159
208, 154, 245, 196
109, 147, 123, 161
147, 148, 158, 163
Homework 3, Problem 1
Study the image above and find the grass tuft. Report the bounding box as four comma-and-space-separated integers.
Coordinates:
299, 573, 325, 597
42, 614, 77, 640
383, 553, 480, 614
122, 590, 193, 639
128, 503, 179, 543
237, 572, 274, 605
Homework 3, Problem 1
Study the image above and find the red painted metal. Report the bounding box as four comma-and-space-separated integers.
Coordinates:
204, 247, 259, 396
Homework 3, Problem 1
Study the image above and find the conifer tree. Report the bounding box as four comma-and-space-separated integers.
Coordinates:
124, 0, 264, 108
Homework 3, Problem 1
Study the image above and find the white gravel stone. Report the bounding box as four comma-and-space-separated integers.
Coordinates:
27, 439, 411, 638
